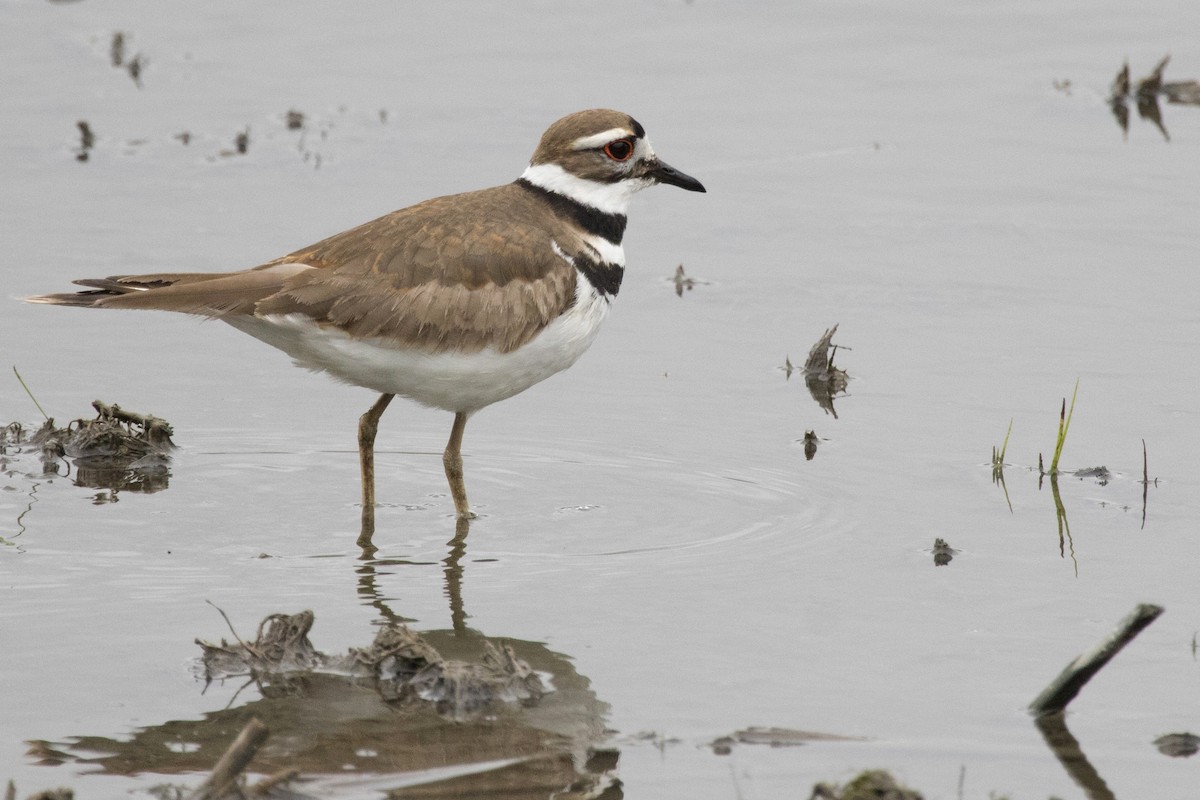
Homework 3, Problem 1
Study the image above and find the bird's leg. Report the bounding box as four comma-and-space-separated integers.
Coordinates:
358, 393, 394, 539
443, 411, 475, 519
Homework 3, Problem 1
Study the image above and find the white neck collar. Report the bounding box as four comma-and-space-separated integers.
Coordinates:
520, 163, 649, 216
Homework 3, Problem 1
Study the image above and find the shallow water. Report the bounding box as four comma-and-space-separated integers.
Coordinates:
4, 1, 1200, 798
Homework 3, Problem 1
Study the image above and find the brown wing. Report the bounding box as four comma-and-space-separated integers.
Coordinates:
30, 183, 583, 355
258, 183, 581, 354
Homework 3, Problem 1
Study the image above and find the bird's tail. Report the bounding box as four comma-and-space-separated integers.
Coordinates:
27, 263, 312, 316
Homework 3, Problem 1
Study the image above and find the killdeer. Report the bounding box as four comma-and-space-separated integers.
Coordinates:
30, 109, 705, 528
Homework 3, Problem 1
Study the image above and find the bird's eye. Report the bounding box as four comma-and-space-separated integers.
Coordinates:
603, 139, 634, 161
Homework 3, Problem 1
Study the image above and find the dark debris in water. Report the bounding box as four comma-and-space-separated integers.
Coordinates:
785, 324, 850, 418
33, 615, 616, 798
710, 726, 860, 755
810, 770, 924, 800
1073, 465, 1112, 485
802, 429, 819, 461
932, 537, 957, 567
60, 36, 361, 170
3, 784, 75, 800
51, 400, 174, 459
125, 53, 144, 89
3, 401, 173, 493
74, 120, 94, 162
197, 609, 546, 721
671, 263, 708, 296
216, 127, 251, 158
100, 30, 143, 88
1154, 732, 1200, 758
1109, 55, 1200, 141
109, 31, 125, 67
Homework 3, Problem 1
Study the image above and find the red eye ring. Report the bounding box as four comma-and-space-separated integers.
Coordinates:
603, 139, 635, 162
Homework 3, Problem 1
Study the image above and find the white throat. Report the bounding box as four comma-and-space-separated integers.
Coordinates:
520, 163, 649, 216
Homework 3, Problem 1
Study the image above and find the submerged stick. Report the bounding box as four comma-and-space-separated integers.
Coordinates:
1029, 603, 1164, 717
186, 717, 269, 800
92, 400, 174, 443
251, 768, 300, 796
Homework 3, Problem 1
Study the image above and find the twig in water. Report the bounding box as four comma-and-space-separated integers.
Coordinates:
185, 718, 270, 800
91, 399, 174, 445
205, 600, 266, 661
251, 767, 300, 796
1029, 603, 1164, 716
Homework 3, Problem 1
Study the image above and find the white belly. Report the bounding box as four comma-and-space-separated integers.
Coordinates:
224, 281, 610, 413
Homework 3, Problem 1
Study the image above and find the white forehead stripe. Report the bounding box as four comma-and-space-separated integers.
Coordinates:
571, 128, 634, 150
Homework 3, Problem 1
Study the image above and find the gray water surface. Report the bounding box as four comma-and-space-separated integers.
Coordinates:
3, 1, 1200, 798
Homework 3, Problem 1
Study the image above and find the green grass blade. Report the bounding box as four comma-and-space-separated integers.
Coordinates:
1049, 379, 1079, 475
13, 366, 49, 422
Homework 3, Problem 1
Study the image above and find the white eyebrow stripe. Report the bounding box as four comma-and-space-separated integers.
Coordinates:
571, 127, 634, 150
